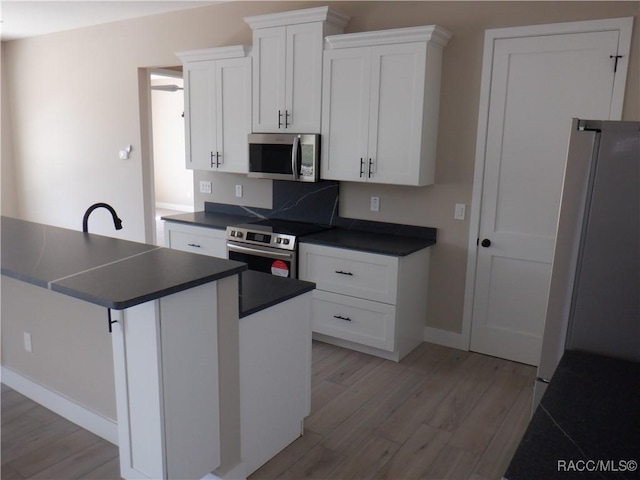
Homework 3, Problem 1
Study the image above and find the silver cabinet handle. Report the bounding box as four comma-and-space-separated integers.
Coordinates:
333, 315, 352, 322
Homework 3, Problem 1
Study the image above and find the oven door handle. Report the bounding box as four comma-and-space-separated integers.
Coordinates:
227, 242, 294, 261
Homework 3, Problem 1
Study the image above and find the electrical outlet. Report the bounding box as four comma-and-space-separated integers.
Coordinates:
235, 185, 243, 198
454, 203, 466, 220
24, 332, 32, 352
370, 196, 380, 212
199, 181, 212, 194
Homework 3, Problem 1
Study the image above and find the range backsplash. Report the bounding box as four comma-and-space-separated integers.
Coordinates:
205, 180, 340, 225
204, 180, 437, 242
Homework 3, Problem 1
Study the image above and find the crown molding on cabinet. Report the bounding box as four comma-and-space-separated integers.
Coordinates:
176, 45, 250, 63
325, 25, 452, 50
243, 6, 350, 30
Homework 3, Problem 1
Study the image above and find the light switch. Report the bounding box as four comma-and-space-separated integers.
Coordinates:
454, 203, 466, 220
370, 196, 380, 212
199, 181, 212, 194
235, 185, 243, 198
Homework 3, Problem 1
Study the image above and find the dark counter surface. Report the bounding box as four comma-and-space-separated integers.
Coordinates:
161, 211, 253, 230
505, 350, 640, 479
1, 216, 246, 310
161, 211, 437, 257
239, 270, 315, 318
300, 228, 436, 256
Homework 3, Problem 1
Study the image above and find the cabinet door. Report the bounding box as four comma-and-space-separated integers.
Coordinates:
311, 290, 396, 352
285, 22, 323, 133
320, 47, 372, 182
165, 223, 227, 258
368, 42, 427, 185
215, 57, 251, 173
184, 61, 216, 170
252, 26, 287, 132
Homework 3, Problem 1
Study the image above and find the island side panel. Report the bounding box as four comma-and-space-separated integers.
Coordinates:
160, 280, 222, 480
213, 275, 242, 479
111, 276, 240, 480
240, 291, 313, 476
0, 276, 117, 429
110, 302, 165, 480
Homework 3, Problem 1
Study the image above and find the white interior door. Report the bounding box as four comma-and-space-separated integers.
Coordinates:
469, 23, 629, 365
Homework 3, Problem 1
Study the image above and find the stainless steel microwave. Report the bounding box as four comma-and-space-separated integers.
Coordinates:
248, 133, 320, 182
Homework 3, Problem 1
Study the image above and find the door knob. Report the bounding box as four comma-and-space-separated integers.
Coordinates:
481, 238, 491, 248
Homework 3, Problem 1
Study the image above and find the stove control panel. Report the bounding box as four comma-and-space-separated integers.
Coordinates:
226, 227, 297, 251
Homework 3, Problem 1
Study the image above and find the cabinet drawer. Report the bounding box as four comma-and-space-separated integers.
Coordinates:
311, 290, 396, 352
168, 230, 227, 258
299, 244, 398, 304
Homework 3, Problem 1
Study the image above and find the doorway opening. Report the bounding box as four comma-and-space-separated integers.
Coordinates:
148, 69, 194, 245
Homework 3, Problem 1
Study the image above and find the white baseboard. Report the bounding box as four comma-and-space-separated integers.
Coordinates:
155, 202, 194, 213
423, 326, 469, 351
208, 460, 246, 480
1, 366, 118, 445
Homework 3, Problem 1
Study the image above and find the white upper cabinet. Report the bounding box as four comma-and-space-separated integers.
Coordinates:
244, 7, 349, 133
177, 46, 251, 173
321, 26, 451, 186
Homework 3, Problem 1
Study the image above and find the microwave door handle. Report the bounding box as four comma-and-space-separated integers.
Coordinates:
291, 135, 300, 179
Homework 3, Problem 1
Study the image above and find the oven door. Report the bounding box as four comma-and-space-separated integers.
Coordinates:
227, 241, 297, 279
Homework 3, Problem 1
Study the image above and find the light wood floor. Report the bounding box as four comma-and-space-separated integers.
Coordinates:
2, 341, 535, 480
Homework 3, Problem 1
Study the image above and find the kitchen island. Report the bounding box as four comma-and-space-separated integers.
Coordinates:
1, 216, 314, 479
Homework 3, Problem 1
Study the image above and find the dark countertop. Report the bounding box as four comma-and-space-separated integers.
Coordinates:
239, 270, 315, 318
1, 216, 246, 310
504, 350, 640, 479
161, 211, 254, 230
162, 211, 437, 257
300, 228, 436, 256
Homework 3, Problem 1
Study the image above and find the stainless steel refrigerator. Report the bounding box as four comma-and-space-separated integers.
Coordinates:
534, 118, 640, 410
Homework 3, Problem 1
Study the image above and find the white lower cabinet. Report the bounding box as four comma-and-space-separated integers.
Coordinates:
311, 290, 396, 352
164, 222, 227, 258
299, 242, 430, 361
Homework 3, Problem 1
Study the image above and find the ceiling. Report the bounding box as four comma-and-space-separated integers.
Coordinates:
0, 1, 222, 41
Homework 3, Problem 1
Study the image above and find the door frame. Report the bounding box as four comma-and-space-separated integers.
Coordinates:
461, 17, 633, 351
139, 66, 187, 245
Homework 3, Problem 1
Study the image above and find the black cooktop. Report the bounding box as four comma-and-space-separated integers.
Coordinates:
237, 218, 332, 237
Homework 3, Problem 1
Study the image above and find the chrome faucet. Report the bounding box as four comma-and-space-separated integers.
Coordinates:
82, 203, 123, 233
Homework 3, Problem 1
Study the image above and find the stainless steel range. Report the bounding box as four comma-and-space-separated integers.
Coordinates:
226, 219, 330, 279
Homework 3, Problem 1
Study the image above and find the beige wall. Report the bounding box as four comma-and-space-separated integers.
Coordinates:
1, 43, 19, 217
1, 277, 116, 419
2, 3, 638, 341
